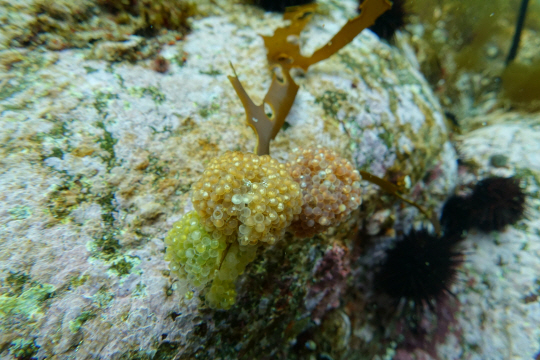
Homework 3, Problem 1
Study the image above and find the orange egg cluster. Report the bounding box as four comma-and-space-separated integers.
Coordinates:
191, 151, 303, 246
166, 147, 363, 309
287, 146, 362, 237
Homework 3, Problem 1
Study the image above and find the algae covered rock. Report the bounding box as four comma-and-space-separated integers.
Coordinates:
0, 0, 456, 358
0, 0, 198, 60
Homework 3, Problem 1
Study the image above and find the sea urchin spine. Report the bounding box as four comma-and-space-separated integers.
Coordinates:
374, 229, 462, 325
469, 176, 526, 232
440, 176, 526, 236
253, 0, 315, 12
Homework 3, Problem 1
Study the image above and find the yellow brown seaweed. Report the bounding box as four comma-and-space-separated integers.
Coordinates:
228, 0, 440, 232
228, 63, 299, 156
228, 0, 392, 156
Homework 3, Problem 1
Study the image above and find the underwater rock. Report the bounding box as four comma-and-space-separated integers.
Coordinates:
421, 111, 540, 360
0, 0, 456, 358
0, 0, 201, 60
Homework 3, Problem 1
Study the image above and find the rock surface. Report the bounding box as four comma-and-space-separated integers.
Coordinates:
0, 0, 461, 359
430, 112, 540, 360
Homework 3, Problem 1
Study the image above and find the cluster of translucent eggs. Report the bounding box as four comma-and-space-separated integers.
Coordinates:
164, 211, 229, 288
191, 151, 303, 246
205, 243, 258, 310
165, 148, 363, 309
287, 146, 362, 237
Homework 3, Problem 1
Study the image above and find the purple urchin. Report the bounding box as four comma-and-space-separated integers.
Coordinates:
468, 176, 526, 232
252, 0, 314, 12
374, 229, 462, 326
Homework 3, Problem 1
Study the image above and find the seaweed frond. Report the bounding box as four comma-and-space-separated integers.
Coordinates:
228, 62, 299, 156
263, 0, 392, 71
229, 0, 391, 155
360, 170, 442, 235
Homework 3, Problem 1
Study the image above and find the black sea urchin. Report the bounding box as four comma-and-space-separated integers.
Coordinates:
374, 229, 462, 323
253, 0, 314, 13
362, 0, 406, 41
440, 194, 472, 238
469, 176, 526, 232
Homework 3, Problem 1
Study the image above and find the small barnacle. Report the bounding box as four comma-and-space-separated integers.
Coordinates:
152, 55, 170, 73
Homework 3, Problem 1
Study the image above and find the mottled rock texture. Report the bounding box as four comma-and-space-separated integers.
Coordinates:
0, 0, 458, 359
430, 112, 540, 360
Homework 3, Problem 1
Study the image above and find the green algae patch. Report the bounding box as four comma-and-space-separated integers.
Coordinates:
132, 283, 147, 298
48, 121, 70, 138
378, 129, 394, 149
84, 66, 98, 74
68, 311, 97, 333
0, 78, 29, 102
91, 189, 122, 261
50, 147, 64, 159
8, 205, 32, 220
108, 255, 141, 277
91, 287, 115, 308
96, 121, 118, 169
69, 274, 90, 289
146, 156, 170, 179
198, 102, 220, 118
92, 91, 119, 169
0, 282, 55, 318
7, 338, 39, 359
46, 177, 90, 221
94, 91, 119, 116
199, 68, 222, 76
5, 272, 31, 296
128, 86, 166, 104
315, 90, 348, 118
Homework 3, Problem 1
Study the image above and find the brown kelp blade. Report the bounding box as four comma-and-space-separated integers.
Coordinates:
360, 170, 442, 235
263, 0, 392, 71
228, 63, 299, 156
229, 0, 392, 155
261, 4, 317, 70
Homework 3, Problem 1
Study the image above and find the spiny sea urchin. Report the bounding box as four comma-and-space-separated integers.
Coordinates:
440, 176, 526, 236
374, 229, 462, 325
440, 194, 472, 238
252, 0, 314, 13
469, 176, 526, 232
361, 0, 407, 41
